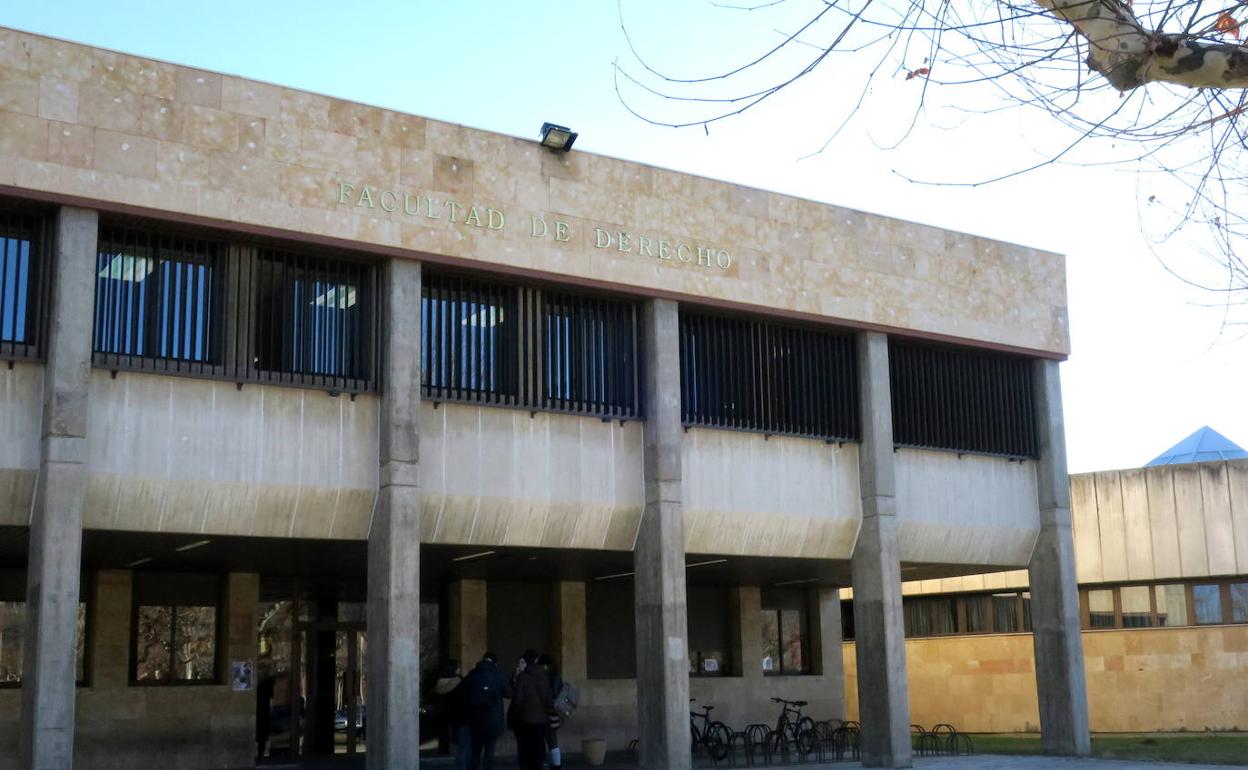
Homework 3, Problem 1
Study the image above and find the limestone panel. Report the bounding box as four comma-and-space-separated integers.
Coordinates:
681, 429, 860, 559
419, 402, 644, 550
893, 449, 1039, 568
0, 25, 1068, 357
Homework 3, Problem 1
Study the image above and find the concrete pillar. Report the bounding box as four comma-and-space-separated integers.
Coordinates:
448, 579, 487, 669
633, 299, 690, 770
366, 258, 423, 770
87, 570, 131, 690
20, 207, 97, 770
220, 573, 260, 683
1029, 360, 1091, 755
850, 332, 911, 768
552, 581, 587, 683
810, 587, 847, 718
730, 586, 763, 680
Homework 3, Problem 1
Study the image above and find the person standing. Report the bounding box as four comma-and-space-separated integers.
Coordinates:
462, 652, 512, 770
537, 653, 564, 770
433, 660, 468, 770
509, 649, 554, 770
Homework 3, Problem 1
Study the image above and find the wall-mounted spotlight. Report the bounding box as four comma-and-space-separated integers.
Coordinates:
539, 122, 577, 152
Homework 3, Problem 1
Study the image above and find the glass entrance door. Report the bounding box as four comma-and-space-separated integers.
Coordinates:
291, 621, 367, 756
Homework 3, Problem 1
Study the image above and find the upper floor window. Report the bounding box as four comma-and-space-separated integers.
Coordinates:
92, 222, 380, 393
889, 340, 1038, 459
0, 206, 49, 361
252, 247, 377, 387
1079, 580, 1248, 629
95, 227, 219, 363
680, 311, 859, 442
421, 272, 640, 417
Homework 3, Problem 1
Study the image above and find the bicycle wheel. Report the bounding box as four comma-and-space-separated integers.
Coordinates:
795, 726, 818, 756
707, 721, 733, 761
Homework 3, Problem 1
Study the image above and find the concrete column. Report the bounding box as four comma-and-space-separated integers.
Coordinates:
219, 573, 260, 682
730, 586, 763, 680
552, 581, 587, 683
447, 579, 487, 669
1029, 360, 1091, 756
633, 299, 690, 770
20, 207, 97, 770
366, 258, 422, 770
810, 587, 847, 719
850, 331, 911, 768
87, 570, 132, 690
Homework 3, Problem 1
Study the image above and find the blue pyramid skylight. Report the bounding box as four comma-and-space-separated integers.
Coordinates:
1146, 426, 1248, 466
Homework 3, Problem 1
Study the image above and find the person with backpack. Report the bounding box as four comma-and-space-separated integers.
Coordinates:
508, 649, 554, 770
461, 651, 512, 770
537, 653, 565, 770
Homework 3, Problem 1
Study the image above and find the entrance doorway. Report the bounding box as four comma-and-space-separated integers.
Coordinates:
291, 621, 368, 757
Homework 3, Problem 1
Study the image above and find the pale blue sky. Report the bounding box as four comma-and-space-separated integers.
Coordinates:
4, 0, 1244, 471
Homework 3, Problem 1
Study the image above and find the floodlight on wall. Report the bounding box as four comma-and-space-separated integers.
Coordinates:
539, 122, 577, 152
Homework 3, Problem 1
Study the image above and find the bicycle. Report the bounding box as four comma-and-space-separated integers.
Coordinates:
689, 699, 733, 761
768, 697, 817, 756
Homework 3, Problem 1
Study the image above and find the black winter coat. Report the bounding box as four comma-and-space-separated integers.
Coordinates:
461, 660, 513, 740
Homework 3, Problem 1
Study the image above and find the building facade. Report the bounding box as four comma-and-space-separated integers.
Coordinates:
0, 26, 1085, 770
841, 451, 1248, 733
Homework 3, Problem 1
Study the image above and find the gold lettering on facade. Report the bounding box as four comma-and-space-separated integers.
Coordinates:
330, 181, 733, 272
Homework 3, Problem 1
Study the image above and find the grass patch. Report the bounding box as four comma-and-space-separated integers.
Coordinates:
966, 733, 1248, 765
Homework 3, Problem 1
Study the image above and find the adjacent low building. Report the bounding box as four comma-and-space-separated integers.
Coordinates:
841, 427, 1248, 733
0, 26, 1087, 770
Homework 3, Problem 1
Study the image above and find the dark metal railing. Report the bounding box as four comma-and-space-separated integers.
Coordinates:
0, 207, 50, 362
93, 223, 380, 393
421, 272, 641, 418
889, 339, 1037, 458
679, 311, 859, 442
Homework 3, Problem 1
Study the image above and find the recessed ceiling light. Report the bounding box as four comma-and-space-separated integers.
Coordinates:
174, 539, 211, 552
593, 571, 635, 581
686, 559, 728, 569
125, 557, 152, 568
452, 550, 496, 563
772, 577, 821, 587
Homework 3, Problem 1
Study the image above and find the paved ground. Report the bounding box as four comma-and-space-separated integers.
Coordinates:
249, 755, 1244, 770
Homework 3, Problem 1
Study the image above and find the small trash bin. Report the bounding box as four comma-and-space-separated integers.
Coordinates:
583, 738, 608, 766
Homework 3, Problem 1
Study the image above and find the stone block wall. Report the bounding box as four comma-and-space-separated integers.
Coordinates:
0, 26, 1068, 357
0, 569, 258, 770
843, 625, 1248, 732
